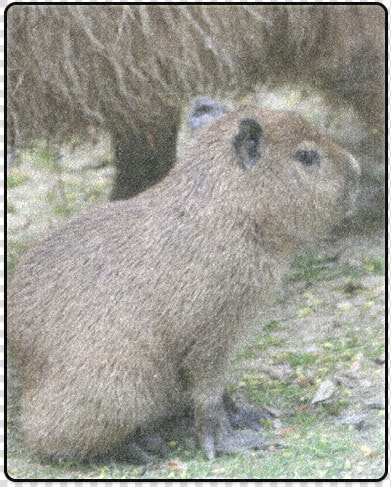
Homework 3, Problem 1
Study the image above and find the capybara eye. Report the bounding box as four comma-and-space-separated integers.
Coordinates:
294, 149, 320, 166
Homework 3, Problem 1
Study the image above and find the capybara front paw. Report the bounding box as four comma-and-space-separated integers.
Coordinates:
195, 398, 267, 459
223, 391, 271, 431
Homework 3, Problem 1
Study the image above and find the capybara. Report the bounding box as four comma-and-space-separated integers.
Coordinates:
8, 100, 360, 461
6, 5, 382, 200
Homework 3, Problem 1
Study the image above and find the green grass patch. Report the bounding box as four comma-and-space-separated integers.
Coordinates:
45, 187, 80, 218
236, 329, 283, 360
362, 256, 385, 276
244, 373, 315, 411
264, 321, 280, 332
86, 182, 108, 203
7, 201, 16, 214
21, 143, 60, 172
7, 172, 29, 189
53, 203, 77, 218
287, 252, 340, 286
254, 334, 283, 351
314, 323, 384, 378
287, 251, 384, 287
287, 351, 318, 368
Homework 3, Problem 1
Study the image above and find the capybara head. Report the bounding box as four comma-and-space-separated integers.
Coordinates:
183, 99, 360, 247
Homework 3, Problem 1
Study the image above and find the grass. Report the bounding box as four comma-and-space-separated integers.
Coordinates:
7, 172, 29, 189
361, 256, 385, 275
286, 351, 318, 368
20, 142, 60, 172
287, 252, 384, 287
6, 422, 385, 480
7, 202, 16, 214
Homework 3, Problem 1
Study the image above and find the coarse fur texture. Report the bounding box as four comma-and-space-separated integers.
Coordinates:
8, 104, 360, 460
7, 4, 384, 199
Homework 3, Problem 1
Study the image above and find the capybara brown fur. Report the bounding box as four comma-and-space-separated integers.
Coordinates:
6, 4, 383, 200
8, 102, 360, 461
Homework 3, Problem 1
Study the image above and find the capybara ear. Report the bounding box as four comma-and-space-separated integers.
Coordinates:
188, 97, 226, 132
233, 118, 263, 170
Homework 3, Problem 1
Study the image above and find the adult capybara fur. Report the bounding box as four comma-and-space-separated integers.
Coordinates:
8, 101, 360, 461
6, 4, 383, 200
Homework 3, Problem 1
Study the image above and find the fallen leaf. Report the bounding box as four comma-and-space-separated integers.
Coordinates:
165, 461, 187, 471
368, 451, 379, 458
277, 425, 299, 435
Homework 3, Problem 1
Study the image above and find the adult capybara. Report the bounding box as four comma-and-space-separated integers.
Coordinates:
6, 5, 382, 200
